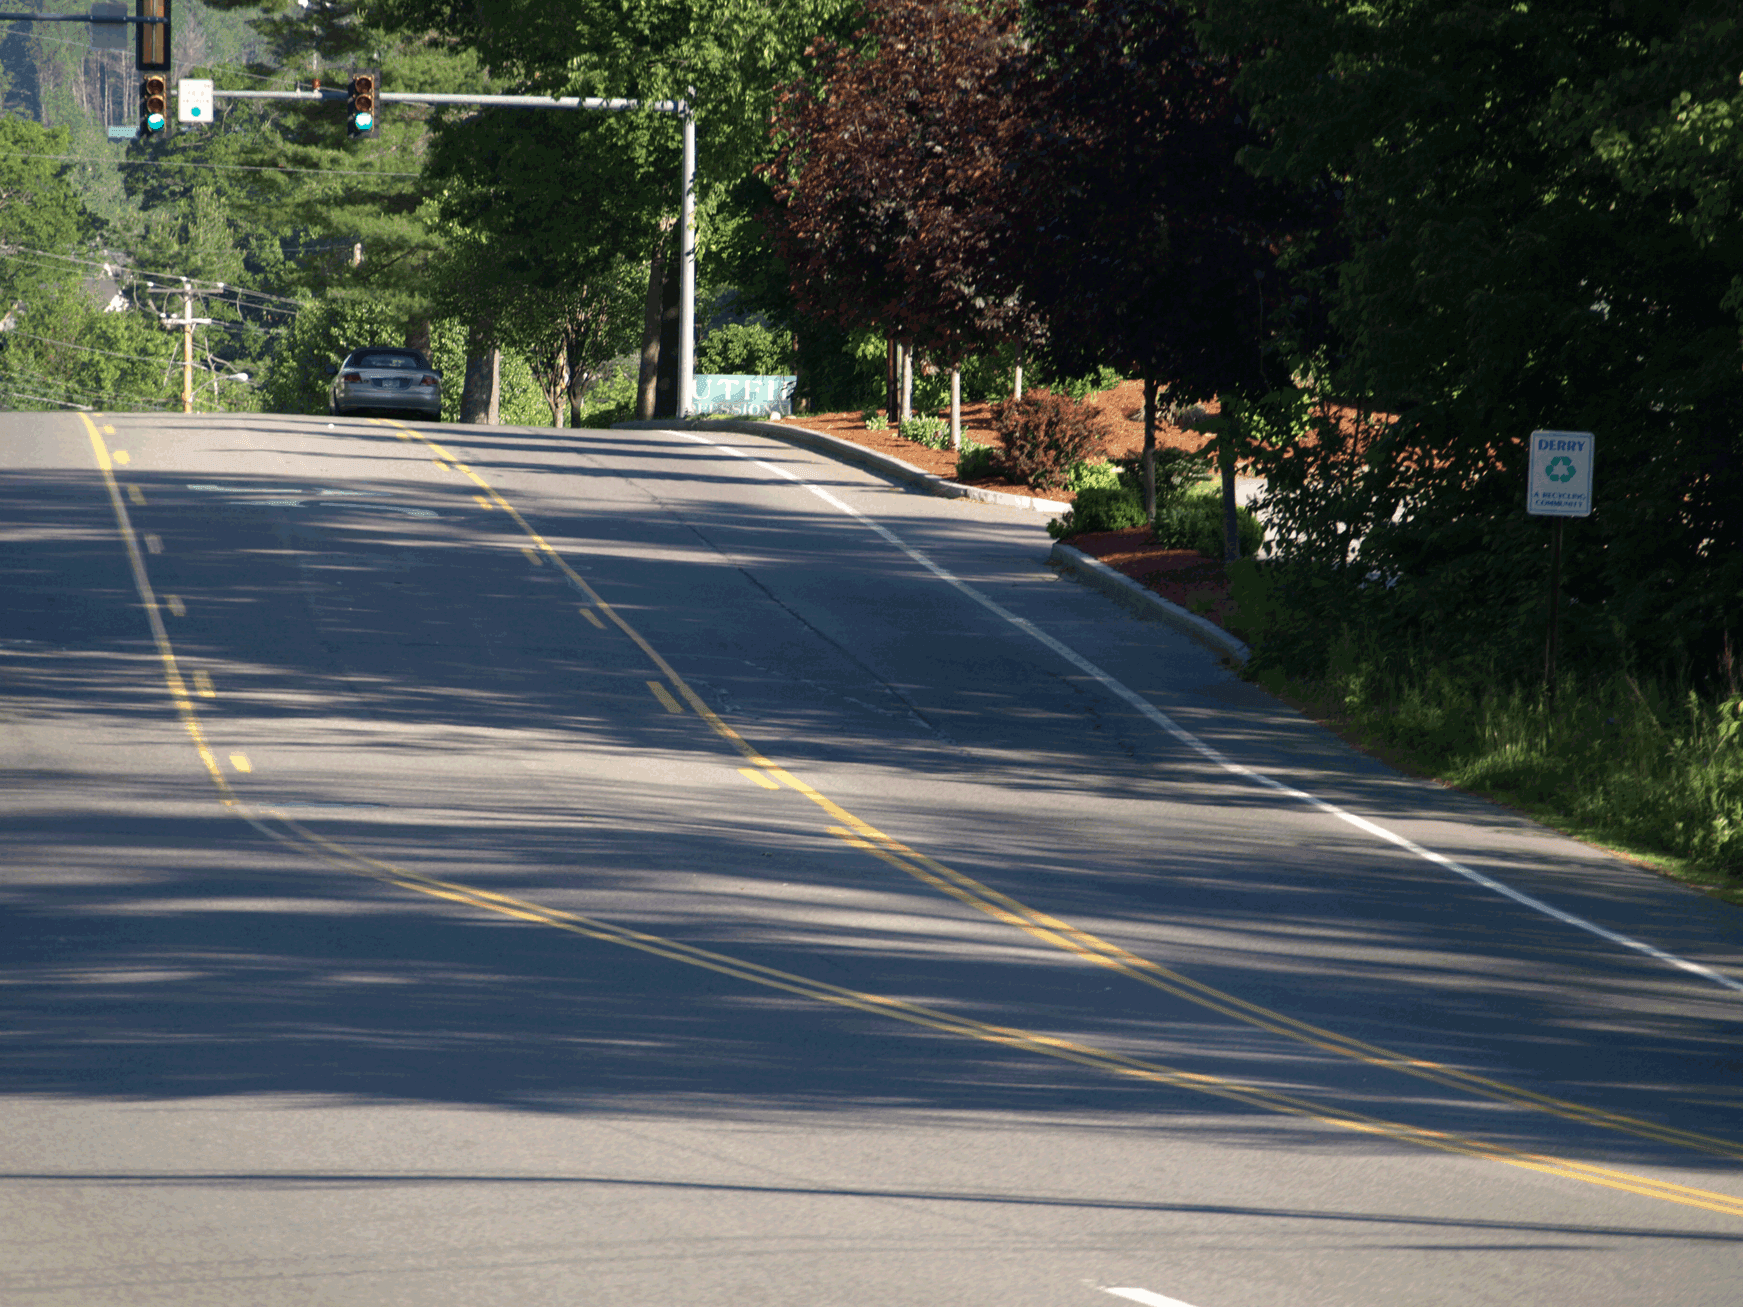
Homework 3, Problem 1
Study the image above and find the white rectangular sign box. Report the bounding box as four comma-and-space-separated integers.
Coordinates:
178, 79, 214, 125
1527, 429, 1595, 517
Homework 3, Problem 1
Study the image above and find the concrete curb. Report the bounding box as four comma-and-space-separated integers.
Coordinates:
1050, 540, 1251, 665
613, 417, 1071, 515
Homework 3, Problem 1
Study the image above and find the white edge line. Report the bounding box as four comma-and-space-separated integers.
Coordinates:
672, 429, 1743, 995
1104, 1289, 1202, 1307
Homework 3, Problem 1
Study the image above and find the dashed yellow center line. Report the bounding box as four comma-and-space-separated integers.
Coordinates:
739, 767, 781, 791
647, 681, 684, 714
165, 595, 186, 617
77, 415, 235, 807
127, 484, 146, 505
111, 449, 130, 465
580, 607, 606, 629
80, 413, 1741, 1220
521, 546, 543, 567
143, 533, 163, 554
473, 494, 494, 511
192, 670, 215, 698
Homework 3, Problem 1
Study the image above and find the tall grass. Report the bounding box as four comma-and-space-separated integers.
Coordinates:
1273, 634, 1743, 889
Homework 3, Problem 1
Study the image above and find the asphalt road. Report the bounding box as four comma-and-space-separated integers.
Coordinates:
4, 409, 1742, 1306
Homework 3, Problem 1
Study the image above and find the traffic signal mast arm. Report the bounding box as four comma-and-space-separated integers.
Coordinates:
170, 83, 697, 414
208, 88, 682, 113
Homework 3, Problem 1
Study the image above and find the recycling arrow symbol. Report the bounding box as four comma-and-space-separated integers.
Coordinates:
1546, 455, 1577, 483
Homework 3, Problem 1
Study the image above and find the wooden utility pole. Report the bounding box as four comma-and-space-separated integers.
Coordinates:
181, 281, 194, 415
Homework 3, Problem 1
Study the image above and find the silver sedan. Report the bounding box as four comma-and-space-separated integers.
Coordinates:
327, 348, 442, 420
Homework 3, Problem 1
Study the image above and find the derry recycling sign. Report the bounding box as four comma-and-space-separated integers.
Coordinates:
1527, 430, 1595, 517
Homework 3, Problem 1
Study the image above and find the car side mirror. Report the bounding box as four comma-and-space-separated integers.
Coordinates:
324, 363, 339, 376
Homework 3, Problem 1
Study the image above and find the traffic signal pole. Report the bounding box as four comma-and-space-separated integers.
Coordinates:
204, 86, 699, 413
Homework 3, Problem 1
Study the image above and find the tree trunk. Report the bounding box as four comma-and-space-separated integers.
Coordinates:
405, 317, 431, 360
565, 332, 589, 427
1013, 356, 1024, 401
899, 343, 912, 424
1141, 375, 1158, 519
949, 366, 961, 450
654, 253, 681, 419
1221, 433, 1240, 562
459, 315, 494, 424
636, 235, 668, 420
487, 349, 501, 426
886, 335, 898, 423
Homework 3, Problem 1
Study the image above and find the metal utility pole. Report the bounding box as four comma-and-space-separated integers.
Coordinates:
678, 99, 696, 424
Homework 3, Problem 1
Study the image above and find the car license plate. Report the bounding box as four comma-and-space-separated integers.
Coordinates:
374, 378, 409, 389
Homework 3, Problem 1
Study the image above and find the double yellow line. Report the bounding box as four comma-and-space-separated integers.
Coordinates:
80, 412, 1743, 1219
371, 421, 1743, 1164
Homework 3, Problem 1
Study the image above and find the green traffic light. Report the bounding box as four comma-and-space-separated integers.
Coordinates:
352, 111, 374, 133
145, 112, 165, 133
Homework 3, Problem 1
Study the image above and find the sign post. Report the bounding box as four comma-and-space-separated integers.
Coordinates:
1526, 429, 1595, 698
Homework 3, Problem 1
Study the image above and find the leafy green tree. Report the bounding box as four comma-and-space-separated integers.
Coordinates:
0, 118, 179, 412
1199, 0, 1743, 679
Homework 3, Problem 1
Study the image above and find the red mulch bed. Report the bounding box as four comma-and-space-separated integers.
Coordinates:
789, 385, 1240, 628
1067, 527, 1239, 630
792, 380, 1219, 501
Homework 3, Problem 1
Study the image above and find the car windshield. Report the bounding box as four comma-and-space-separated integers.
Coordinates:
350, 352, 426, 370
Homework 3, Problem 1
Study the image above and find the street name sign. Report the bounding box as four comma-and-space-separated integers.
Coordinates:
1527, 429, 1595, 517
177, 78, 213, 123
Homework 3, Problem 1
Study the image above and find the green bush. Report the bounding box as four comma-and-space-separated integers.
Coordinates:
863, 410, 889, 430
1066, 459, 1123, 493
992, 388, 1110, 492
1051, 364, 1125, 400
1047, 485, 1148, 539
898, 414, 950, 449
957, 439, 996, 479
1154, 491, 1265, 558
1113, 447, 1212, 507
697, 321, 794, 375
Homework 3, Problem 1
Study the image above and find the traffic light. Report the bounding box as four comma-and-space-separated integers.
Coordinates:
347, 73, 377, 137
140, 74, 168, 137
134, 0, 170, 73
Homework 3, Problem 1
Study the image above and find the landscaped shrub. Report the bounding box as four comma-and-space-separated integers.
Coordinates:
1047, 486, 1149, 539
1154, 491, 1264, 558
1111, 447, 1212, 507
957, 439, 997, 479
1066, 459, 1123, 493
898, 414, 950, 448
992, 388, 1109, 492
863, 410, 889, 430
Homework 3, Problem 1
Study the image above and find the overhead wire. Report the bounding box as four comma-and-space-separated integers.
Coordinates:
4, 150, 423, 178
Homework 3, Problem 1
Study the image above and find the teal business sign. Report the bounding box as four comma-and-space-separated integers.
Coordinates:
692, 374, 796, 417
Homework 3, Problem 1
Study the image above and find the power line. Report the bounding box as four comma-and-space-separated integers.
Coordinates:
0, 388, 95, 411
5, 150, 422, 178
4, 328, 198, 367
1, 244, 304, 306
0, 366, 170, 408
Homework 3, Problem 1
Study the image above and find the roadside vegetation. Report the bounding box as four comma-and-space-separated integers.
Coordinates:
3, 0, 1737, 896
